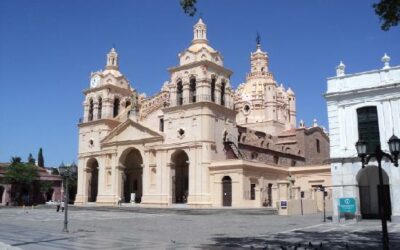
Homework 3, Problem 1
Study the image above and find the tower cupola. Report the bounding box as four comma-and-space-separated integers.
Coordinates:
250, 34, 269, 74
106, 48, 119, 70
192, 18, 208, 44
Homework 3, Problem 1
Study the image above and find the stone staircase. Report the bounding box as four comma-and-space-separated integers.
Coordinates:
37, 204, 278, 215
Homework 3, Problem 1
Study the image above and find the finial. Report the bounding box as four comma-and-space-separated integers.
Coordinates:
313, 118, 318, 127
336, 61, 345, 77
299, 120, 305, 128
382, 53, 391, 69
256, 32, 261, 50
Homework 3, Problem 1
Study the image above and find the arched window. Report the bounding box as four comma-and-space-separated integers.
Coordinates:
97, 97, 102, 119
220, 81, 226, 106
316, 139, 320, 153
125, 100, 131, 108
113, 97, 120, 118
189, 77, 196, 103
88, 98, 94, 121
177, 81, 183, 106
357, 106, 380, 153
211, 77, 216, 102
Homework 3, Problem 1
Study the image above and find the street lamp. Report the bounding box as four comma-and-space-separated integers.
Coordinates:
59, 164, 77, 233
355, 134, 400, 250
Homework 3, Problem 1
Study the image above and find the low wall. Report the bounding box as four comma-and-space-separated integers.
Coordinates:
287, 199, 317, 215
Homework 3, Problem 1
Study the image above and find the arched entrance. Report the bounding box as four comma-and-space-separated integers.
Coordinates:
357, 166, 391, 220
120, 148, 143, 203
0, 186, 4, 204
87, 158, 99, 202
171, 150, 189, 204
222, 176, 232, 207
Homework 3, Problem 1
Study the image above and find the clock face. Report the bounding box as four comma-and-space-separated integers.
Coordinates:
90, 75, 101, 88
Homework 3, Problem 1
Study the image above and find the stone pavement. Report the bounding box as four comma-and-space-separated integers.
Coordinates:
0, 207, 399, 249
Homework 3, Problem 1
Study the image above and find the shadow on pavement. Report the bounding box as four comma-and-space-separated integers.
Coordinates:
199, 230, 400, 249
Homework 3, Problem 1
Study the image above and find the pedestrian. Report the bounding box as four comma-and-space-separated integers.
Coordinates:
117, 197, 122, 206
56, 200, 60, 212
61, 200, 65, 212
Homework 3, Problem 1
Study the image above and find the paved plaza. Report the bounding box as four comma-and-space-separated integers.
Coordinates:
0, 207, 400, 249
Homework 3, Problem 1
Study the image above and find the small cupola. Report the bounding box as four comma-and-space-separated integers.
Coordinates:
106, 48, 119, 70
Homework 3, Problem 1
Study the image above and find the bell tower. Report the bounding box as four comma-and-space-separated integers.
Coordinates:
159, 19, 238, 207
75, 48, 133, 204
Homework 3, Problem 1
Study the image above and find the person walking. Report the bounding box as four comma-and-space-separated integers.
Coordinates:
61, 200, 65, 212
56, 200, 60, 212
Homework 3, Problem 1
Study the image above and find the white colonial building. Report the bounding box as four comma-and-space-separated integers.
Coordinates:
325, 55, 400, 221
75, 19, 332, 211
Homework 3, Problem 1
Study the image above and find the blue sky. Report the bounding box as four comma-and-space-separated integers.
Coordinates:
0, 0, 399, 166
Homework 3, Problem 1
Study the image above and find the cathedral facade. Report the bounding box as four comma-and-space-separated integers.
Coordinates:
75, 19, 331, 209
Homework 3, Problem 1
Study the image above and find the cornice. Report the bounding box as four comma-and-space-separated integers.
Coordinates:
168, 60, 233, 76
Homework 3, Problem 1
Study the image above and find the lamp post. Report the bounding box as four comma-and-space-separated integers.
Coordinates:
355, 135, 400, 250
59, 164, 77, 233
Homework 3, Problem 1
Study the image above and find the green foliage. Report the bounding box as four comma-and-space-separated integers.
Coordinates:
27, 153, 35, 164
4, 158, 40, 205
180, 0, 197, 16
373, 0, 400, 31
39, 180, 53, 193
4, 161, 39, 186
37, 148, 44, 168
10, 156, 22, 164
51, 168, 59, 175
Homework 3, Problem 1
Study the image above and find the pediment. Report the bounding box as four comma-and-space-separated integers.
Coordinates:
101, 118, 163, 145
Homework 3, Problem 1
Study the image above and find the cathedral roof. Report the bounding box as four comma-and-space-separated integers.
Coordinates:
187, 43, 217, 53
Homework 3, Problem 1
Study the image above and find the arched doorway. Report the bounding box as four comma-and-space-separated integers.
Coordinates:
222, 176, 232, 207
171, 150, 189, 204
120, 148, 143, 203
87, 158, 99, 202
357, 166, 391, 220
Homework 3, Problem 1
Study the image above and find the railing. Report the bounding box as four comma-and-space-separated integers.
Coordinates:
170, 94, 234, 109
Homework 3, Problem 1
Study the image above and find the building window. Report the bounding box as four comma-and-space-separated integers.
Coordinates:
291, 160, 296, 166
177, 81, 183, 106
88, 98, 94, 121
221, 81, 225, 106
357, 106, 380, 154
211, 77, 216, 102
251, 152, 258, 160
273, 156, 279, 164
159, 118, 164, 132
189, 77, 196, 103
97, 97, 102, 119
113, 97, 120, 117
250, 184, 256, 200
316, 139, 320, 153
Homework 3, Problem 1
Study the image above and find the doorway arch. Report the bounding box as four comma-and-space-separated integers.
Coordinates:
0, 186, 4, 204
171, 150, 189, 204
222, 176, 232, 206
357, 166, 391, 220
87, 158, 99, 202
120, 148, 143, 203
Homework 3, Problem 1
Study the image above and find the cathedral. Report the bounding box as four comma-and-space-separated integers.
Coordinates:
75, 19, 331, 210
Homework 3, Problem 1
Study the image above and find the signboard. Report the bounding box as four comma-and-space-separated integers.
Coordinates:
280, 200, 287, 209
339, 198, 356, 213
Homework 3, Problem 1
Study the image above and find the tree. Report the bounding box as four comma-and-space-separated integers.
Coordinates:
27, 153, 35, 164
4, 157, 39, 205
178, 0, 400, 31
37, 148, 44, 168
51, 168, 59, 175
180, 0, 197, 16
373, 0, 400, 31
